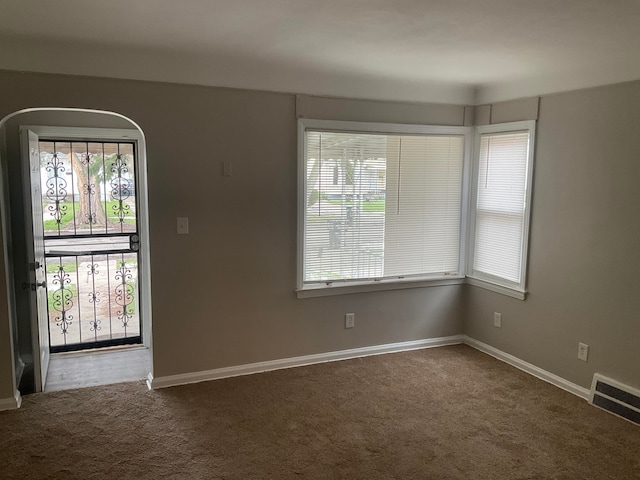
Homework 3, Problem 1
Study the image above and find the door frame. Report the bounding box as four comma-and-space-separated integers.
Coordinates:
21, 128, 51, 391
0, 109, 153, 400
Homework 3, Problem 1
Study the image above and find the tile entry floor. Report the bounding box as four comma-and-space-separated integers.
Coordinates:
44, 346, 151, 392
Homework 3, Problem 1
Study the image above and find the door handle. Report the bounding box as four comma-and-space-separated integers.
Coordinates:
31, 281, 47, 291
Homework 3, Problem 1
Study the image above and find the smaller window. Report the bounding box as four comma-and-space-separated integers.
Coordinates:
468, 121, 536, 295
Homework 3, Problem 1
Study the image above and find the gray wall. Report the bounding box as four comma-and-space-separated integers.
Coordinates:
0, 70, 464, 398
465, 81, 640, 390
1, 70, 638, 401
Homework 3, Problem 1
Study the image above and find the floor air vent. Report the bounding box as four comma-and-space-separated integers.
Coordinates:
590, 374, 640, 426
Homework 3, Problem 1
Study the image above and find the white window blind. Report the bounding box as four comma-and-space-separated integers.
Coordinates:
472, 130, 531, 285
303, 129, 464, 285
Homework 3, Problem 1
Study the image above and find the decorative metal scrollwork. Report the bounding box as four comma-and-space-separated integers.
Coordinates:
44, 153, 69, 227
83, 182, 97, 225
51, 264, 74, 338
77, 152, 98, 226
89, 318, 102, 332
82, 183, 96, 195
114, 260, 134, 328
110, 154, 132, 224
42, 139, 141, 351
80, 152, 95, 166
87, 262, 101, 333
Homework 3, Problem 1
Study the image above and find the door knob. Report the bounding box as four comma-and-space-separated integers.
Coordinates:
30, 281, 47, 291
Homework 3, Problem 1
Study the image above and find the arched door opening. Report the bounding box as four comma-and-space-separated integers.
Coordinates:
0, 108, 153, 397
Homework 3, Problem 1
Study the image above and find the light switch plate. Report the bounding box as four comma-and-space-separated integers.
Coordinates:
223, 161, 232, 177
177, 217, 189, 235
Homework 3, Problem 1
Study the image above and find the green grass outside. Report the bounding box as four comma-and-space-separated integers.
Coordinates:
47, 283, 78, 314
125, 280, 137, 316
43, 201, 76, 230
46, 261, 78, 274
363, 199, 385, 212
324, 199, 386, 213
46, 280, 137, 317
43, 200, 136, 231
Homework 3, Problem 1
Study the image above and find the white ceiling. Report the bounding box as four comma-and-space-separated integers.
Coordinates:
1, 0, 640, 105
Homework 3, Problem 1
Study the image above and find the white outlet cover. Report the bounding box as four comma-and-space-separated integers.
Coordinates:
493, 312, 502, 328
345, 313, 354, 329
578, 342, 589, 361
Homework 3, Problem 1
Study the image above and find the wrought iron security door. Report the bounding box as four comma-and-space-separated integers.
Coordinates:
38, 139, 142, 353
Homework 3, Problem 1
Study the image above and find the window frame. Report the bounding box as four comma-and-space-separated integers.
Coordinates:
466, 120, 536, 299
296, 118, 472, 298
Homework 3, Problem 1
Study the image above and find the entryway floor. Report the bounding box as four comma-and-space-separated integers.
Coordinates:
44, 346, 151, 392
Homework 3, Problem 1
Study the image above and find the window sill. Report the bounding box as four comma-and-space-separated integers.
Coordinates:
296, 276, 465, 298
466, 277, 526, 300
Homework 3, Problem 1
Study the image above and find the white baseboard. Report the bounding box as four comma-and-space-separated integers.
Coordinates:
463, 336, 590, 400
151, 335, 464, 389
149, 333, 589, 402
0, 390, 22, 411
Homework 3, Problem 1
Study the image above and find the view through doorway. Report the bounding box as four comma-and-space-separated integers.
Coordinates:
14, 119, 152, 394
38, 138, 142, 352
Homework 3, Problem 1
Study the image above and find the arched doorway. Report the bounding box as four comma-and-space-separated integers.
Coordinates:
0, 108, 153, 397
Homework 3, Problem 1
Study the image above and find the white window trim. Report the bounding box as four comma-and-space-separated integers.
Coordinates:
297, 276, 466, 298
296, 118, 472, 297
466, 120, 536, 298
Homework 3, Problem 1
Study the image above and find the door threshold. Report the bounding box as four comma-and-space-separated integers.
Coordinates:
51, 344, 146, 358
45, 345, 151, 393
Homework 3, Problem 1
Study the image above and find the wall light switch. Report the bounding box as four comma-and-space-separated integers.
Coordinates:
177, 217, 189, 235
223, 161, 232, 177
493, 312, 502, 328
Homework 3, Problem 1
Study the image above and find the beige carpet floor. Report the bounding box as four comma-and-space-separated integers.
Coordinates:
1, 345, 638, 479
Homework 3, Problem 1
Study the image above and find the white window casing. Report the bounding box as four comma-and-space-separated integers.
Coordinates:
467, 120, 536, 298
297, 119, 536, 299
297, 119, 471, 296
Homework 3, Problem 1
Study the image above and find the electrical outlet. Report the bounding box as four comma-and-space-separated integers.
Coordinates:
578, 343, 589, 362
493, 312, 502, 328
345, 313, 355, 329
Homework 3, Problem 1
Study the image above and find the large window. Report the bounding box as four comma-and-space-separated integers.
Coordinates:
298, 120, 470, 293
468, 121, 536, 296
298, 119, 536, 298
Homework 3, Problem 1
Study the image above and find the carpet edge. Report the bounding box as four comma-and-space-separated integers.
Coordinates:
151, 335, 465, 389
463, 335, 590, 400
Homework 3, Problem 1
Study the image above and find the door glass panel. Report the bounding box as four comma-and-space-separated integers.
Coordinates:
39, 141, 137, 237
45, 253, 140, 349
39, 139, 142, 352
